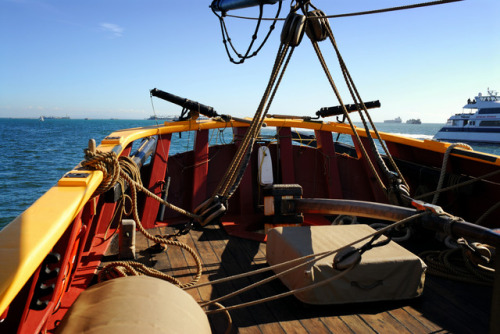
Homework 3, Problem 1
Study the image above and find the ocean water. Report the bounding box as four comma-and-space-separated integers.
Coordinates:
1, 118, 499, 230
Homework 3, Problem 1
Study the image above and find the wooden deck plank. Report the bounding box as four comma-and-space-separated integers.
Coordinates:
251, 235, 336, 334
387, 308, 436, 334
358, 312, 413, 333
202, 226, 287, 334
187, 226, 281, 333
98, 223, 493, 334
339, 315, 376, 333
400, 306, 443, 333
246, 240, 333, 334
317, 316, 355, 334
421, 277, 490, 333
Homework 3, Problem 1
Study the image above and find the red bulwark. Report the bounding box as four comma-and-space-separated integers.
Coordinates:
278, 127, 295, 184
141, 134, 172, 228
192, 129, 209, 211
352, 136, 387, 203
315, 130, 343, 199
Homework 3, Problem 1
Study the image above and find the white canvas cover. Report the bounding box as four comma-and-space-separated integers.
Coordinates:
266, 225, 426, 304
56, 276, 211, 334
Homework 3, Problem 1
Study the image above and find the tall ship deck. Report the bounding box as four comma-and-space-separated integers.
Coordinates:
1, 1, 499, 333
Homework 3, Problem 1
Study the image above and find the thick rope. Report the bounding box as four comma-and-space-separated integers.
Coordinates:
83, 149, 203, 288
432, 143, 472, 204
309, 39, 387, 194
419, 245, 495, 286
212, 40, 295, 204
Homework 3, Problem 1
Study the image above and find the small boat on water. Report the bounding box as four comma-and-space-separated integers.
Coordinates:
1, 1, 499, 333
384, 116, 402, 123
434, 89, 500, 143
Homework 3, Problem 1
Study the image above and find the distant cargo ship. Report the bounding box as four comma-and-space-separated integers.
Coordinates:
384, 116, 402, 123
406, 118, 422, 124
147, 115, 178, 121
43, 115, 70, 120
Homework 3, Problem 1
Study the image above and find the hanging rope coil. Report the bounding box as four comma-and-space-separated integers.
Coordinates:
211, 0, 283, 64
83, 147, 203, 288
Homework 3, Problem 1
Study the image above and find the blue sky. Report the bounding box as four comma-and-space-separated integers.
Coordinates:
1, 0, 499, 123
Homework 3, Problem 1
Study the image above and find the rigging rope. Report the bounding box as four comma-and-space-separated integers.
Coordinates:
224, 0, 463, 21
305, 5, 410, 204
196, 10, 307, 225
212, 0, 282, 64
199, 1, 421, 224
82, 148, 203, 288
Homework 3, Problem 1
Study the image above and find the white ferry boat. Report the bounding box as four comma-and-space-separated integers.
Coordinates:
434, 89, 500, 143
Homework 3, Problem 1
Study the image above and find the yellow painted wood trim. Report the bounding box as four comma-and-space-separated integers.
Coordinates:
0, 171, 103, 314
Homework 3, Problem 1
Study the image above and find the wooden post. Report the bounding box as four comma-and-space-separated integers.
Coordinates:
141, 134, 172, 228
315, 130, 342, 199
192, 129, 209, 211
278, 127, 295, 184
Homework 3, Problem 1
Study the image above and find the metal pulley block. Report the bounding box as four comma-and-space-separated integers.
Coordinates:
280, 12, 306, 47
306, 9, 329, 42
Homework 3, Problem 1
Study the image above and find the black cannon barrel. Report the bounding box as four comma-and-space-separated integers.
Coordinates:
316, 100, 381, 118
150, 88, 218, 118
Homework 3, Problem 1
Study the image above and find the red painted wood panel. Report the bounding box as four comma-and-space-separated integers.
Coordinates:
278, 127, 295, 184
192, 130, 209, 211
315, 130, 343, 198
141, 134, 172, 228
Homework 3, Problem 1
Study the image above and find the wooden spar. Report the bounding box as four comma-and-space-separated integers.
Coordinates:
211, 0, 279, 12
295, 198, 415, 222
293, 198, 500, 247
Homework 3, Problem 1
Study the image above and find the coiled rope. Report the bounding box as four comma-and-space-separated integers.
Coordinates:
82, 148, 203, 288
419, 238, 495, 286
